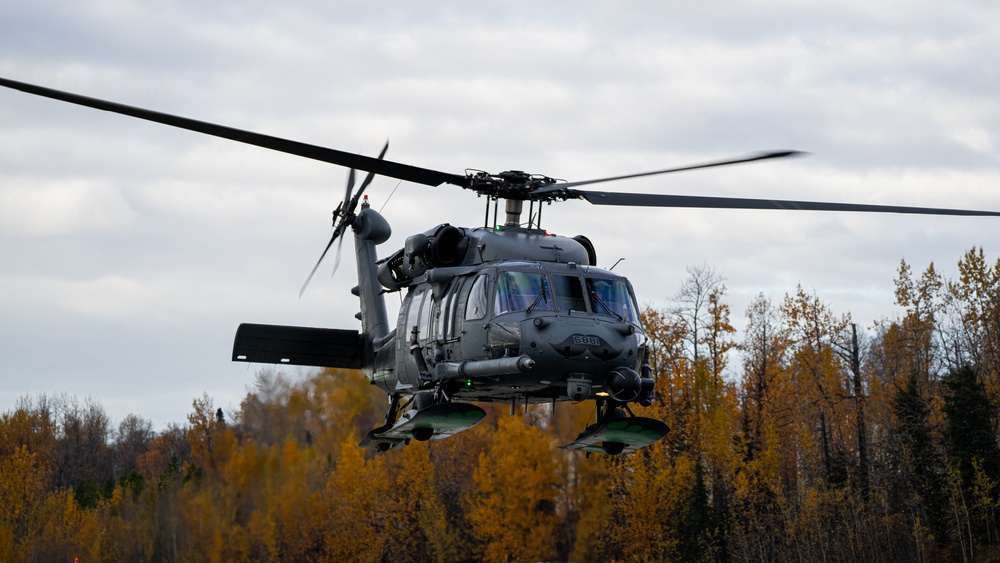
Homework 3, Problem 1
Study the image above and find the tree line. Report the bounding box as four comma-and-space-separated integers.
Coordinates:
3, 246, 1000, 562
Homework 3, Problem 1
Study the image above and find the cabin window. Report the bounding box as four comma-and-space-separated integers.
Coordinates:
551, 275, 587, 313
406, 289, 426, 335
587, 277, 640, 323
494, 271, 552, 316
465, 275, 490, 320
437, 278, 462, 340
420, 289, 435, 340
437, 281, 452, 340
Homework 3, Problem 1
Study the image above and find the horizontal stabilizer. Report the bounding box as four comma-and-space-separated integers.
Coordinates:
232, 323, 363, 369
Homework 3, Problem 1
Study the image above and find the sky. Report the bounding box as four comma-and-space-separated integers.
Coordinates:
1, 1, 998, 430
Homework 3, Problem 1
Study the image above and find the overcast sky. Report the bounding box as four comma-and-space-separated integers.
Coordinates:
1, 1, 998, 429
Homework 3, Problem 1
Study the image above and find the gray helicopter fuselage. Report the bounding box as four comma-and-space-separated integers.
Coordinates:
356, 214, 648, 406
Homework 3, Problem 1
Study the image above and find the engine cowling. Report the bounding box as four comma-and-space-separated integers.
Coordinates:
388, 225, 472, 285
429, 225, 468, 266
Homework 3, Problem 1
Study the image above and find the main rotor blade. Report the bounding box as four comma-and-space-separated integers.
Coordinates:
578, 191, 1000, 216
0, 76, 466, 188
554, 150, 805, 190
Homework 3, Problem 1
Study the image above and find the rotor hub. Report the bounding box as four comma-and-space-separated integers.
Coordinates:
467, 170, 561, 202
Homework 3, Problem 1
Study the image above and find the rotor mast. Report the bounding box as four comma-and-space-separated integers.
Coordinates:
504, 199, 523, 227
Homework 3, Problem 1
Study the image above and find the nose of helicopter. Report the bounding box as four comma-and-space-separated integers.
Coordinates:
521, 315, 640, 377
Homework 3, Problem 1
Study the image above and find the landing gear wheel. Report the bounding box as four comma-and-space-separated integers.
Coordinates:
413, 390, 438, 411
411, 427, 434, 442
602, 441, 625, 455
596, 397, 628, 424
559, 397, 670, 455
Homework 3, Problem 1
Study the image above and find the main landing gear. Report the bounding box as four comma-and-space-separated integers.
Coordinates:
559, 398, 669, 455
359, 391, 486, 452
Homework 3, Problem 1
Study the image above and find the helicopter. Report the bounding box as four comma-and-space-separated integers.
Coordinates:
3, 76, 1000, 455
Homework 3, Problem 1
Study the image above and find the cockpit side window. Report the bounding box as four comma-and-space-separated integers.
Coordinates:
587, 277, 640, 323
551, 275, 587, 313
465, 275, 490, 320
494, 271, 552, 316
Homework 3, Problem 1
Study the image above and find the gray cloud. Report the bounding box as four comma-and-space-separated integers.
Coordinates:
2, 1, 998, 427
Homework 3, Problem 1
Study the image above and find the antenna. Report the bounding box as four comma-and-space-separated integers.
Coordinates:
377, 180, 403, 213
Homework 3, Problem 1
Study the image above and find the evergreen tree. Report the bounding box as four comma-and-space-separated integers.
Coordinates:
942, 365, 1000, 488
892, 373, 947, 544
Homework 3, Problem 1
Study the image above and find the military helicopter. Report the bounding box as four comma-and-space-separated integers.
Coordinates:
3, 77, 999, 455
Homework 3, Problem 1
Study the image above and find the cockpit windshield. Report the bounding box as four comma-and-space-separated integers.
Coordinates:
491, 269, 639, 323
551, 275, 587, 312
494, 271, 553, 316
587, 277, 640, 323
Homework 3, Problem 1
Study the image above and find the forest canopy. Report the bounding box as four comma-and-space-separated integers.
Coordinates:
3, 247, 1000, 562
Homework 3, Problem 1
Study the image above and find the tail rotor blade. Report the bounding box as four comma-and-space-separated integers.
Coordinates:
350, 141, 389, 211
299, 222, 346, 297
299, 143, 388, 297
329, 225, 348, 278
327, 142, 389, 281
300, 168, 356, 297
341, 169, 356, 221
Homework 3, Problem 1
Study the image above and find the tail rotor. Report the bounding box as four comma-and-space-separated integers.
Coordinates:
299, 141, 389, 297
